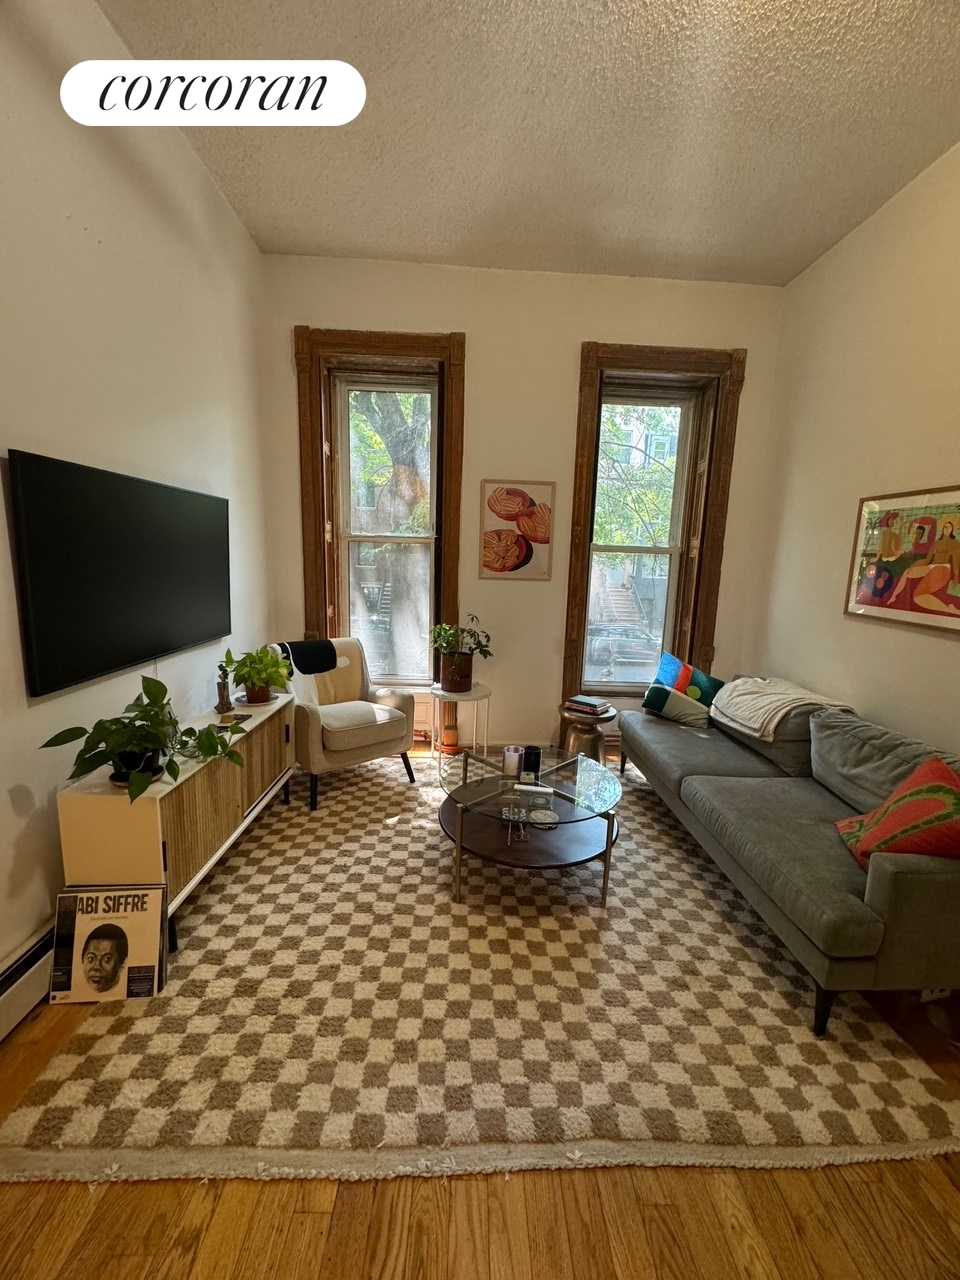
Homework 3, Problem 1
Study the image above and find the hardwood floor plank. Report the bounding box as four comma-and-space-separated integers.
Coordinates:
0, 1185, 55, 1278
629, 1166, 672, 1205
361, 1177, 415, 1280
295, 1178, 338, 1215
449, 1176, 489, 1280
872, 1161, 960, 1278
318, 1179, 377, 1280
276, 1209, 335, 1280
487, 1175, 533, 1280
53, 1182, 185, 1280
11, 1183, 108, 1280
815, 1166, 944, 1280
911, 1160, 960, 1249
141, 1181, 221, 1280
230, 1180, 299, 1280
734, 1171, 822, 1280
522, 1171, 575, 1280
404, 1176, 449, 1280
646, 1170, 741, 1280
703, 1169, 782, 1280
186, 1181, 263, 1280
770, 1169, 877, 1280
558, 1168, 616, 1280
640, 1204, 706, 1280
591, 1167, 657, 1280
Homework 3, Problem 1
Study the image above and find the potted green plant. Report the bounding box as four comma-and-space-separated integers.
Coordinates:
430, 613, 493, 692
222, 645, 292, 704
41, 675, 246, 802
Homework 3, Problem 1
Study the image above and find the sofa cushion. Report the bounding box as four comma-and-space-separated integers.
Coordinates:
679, 775, 884, 958
320, 700, 405, 752
714, 705, 816, 777
649, 651, 725, 706
619, 709, 782, 798
836, 757, 960, 868
810, 708, 960, 811
641, 684, 709, 727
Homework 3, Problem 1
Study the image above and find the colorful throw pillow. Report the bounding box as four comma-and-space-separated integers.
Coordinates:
642, 652, 724, 726
835, 757, 960, 869
642, 683, 710, 727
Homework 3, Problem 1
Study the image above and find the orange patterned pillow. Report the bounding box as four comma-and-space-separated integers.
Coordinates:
835, 757, 960, 869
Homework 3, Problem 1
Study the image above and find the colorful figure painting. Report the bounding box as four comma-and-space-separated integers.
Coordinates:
846, 486, 960, 633
479, 480, 555, 580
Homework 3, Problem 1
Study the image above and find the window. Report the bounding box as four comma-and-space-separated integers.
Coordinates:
294, 328, 465, 686
335, 377, 437, 681
585, 397, 690, 687
563, 343, 746, 700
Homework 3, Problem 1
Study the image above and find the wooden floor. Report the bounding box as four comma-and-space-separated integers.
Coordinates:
1, 995, 960, 1278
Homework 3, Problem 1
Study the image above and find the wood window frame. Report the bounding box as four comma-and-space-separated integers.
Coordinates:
562, 342, 746, 702
294, 327, 465, 645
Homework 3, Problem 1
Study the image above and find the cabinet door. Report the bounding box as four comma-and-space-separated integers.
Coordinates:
239, 706, 291, 813
160, 756, 243, 902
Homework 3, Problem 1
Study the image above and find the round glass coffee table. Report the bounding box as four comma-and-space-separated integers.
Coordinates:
437, 749, 622, 905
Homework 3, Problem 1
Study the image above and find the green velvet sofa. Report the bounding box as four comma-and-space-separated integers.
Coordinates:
618, 705, 960, 1035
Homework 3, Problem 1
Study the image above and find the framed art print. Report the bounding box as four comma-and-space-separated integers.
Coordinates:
845, 485, 960, 633
480, 480, 555, 580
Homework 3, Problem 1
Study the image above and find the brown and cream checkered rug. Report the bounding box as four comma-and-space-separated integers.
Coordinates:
3, 760, 960, 1182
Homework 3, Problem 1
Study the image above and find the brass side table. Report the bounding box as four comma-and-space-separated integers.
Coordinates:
558, 705, 618, 762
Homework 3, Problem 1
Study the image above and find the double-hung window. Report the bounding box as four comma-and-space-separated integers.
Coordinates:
563, 343, 746, 699
334, 376, 438, 682
294, 328, 465, 686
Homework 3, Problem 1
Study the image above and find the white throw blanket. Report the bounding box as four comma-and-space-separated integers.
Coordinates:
709, 677, 853, 742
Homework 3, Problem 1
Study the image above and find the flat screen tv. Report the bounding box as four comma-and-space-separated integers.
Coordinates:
9, 450, 231, 697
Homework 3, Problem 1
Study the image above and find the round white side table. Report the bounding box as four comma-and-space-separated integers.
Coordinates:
429, 683, 491, 758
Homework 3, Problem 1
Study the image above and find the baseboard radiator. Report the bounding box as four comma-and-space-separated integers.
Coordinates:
0, 930, 53, 1042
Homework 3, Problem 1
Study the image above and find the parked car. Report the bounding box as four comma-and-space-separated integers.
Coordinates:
588, 624, 660, 665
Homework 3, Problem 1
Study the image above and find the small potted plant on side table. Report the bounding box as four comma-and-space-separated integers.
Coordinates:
222, 645, 292, 704
430, 614, 493, 693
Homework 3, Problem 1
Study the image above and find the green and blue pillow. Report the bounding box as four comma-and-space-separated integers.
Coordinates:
642, 652, 724, 727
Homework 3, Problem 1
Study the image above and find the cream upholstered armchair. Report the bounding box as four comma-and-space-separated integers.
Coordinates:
273, 638, 415, 809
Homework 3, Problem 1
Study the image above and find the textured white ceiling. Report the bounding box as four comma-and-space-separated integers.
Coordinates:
96, 0, 960, 285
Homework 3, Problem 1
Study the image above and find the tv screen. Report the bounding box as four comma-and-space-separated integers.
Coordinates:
9, 450, 231, 697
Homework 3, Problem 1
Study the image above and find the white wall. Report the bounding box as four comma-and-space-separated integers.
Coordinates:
0, 0, 270, 972
760, 142, 960, 753
263, 257, 784, 742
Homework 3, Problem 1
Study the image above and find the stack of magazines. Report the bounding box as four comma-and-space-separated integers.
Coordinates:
564, 694, 612, 716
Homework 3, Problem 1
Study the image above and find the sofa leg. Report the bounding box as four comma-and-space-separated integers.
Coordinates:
282, 780, 290, 805
309, 774, 319, 811
619, 752, 627, 775
400, 752, 415, 783
813, 983, 837, 1037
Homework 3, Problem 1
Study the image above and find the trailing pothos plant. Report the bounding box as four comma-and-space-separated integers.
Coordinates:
41, 675, 246, 802
221, 645, 292, 695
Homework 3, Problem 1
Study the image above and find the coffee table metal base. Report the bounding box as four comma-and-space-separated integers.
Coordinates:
438, 797, 618, 906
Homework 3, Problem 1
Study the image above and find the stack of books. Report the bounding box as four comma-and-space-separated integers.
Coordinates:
564, 694, 612, 717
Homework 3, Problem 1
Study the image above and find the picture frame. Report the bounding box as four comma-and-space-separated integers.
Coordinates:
845, 485, 960, 634
479, 480, 555, 581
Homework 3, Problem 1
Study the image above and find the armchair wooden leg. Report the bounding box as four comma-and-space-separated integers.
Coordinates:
282, 780, 290, 805
400, 752, 415, 783
309, 774, 319, 811
813, 983, 837, 1037
620, 752, 628, 775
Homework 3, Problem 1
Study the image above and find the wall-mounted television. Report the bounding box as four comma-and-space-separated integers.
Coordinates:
8, 450, 231, 697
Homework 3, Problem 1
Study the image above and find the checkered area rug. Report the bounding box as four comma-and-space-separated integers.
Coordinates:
3, 760, 960, 1182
